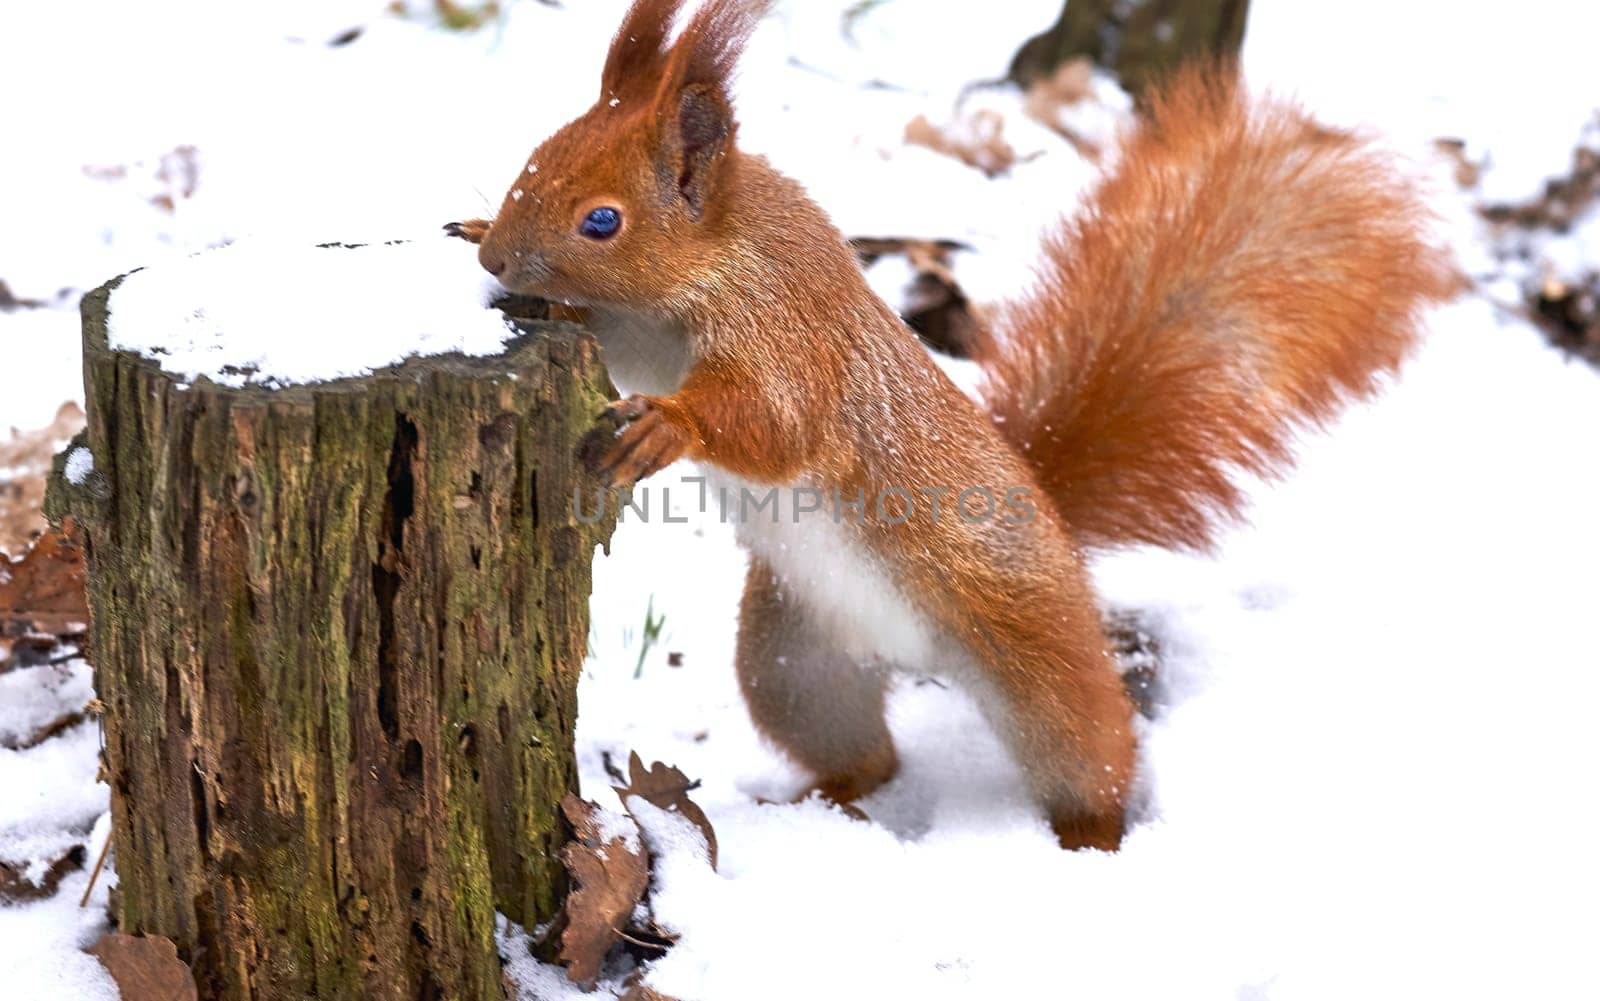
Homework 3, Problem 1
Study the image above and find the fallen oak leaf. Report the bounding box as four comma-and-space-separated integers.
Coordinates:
615, 752, 718, 871
557, 793, 650, 987
86, 933, 199, 1001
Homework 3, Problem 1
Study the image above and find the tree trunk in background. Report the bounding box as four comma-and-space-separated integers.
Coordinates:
1009, 0, 1251, 97
47, 278, 618, 1000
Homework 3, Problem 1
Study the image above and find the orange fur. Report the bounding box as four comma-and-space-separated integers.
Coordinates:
455, 2, 1454, 850
600, 0, 685, 104
981, 68, 1457, 550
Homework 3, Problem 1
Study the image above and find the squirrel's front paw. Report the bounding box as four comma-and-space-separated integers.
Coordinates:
443, 218, 491, 245
587, 395, 692, 486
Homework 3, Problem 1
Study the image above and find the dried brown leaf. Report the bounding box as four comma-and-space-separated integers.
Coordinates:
1030, 55, 1095, 108
1530, 272, 1600, 364
0, 632, 61, 675
1477, 130, 1600, 365
0, 844, 86, 903
86, 933, 199, 1001
614, 752, 718, 870
1432, 137, 1483, 189
0, 708, 89, 751
79, 145, 200, 217
0, 520, 88, 638
0, 402, 85, 558
617, 966, 683, 1001
557, 793, 650, 986
1481, 140, 1600, 229
851, 236, 965, 258
150, 146, 200, 214
849, 238, 992, 359
81, 164, 128, 183
1023, 57, 1104, 159
905, 110, 1016, 177
619, 983, 681, 1001
0, 279, 55, 311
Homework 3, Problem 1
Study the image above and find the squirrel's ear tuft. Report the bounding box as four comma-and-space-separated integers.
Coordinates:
649, 0, 770, 218
666, 0, 771, 96
601, 0, 686, 104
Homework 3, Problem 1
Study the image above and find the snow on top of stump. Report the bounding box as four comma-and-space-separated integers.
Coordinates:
106, 238, 515, 388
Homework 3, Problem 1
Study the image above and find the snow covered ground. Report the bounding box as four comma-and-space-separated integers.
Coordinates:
2, 1, 1598, 998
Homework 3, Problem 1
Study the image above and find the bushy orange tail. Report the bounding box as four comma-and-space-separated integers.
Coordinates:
980, 67, 1457, 551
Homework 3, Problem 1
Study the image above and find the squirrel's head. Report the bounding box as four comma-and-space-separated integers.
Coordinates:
478, 0, 769, 307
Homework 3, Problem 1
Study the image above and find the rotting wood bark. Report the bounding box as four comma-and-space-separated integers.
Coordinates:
47, 267, 619, 1000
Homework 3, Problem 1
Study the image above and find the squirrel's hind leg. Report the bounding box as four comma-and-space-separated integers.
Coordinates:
976, 619, 1137, 851
737, 558, 898, 805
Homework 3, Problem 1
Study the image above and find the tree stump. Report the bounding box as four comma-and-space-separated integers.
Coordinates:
1009, 0, 1251, 96
47, 269, 618, 1000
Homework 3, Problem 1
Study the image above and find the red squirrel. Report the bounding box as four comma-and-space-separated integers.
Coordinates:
448, 0, 1454, 850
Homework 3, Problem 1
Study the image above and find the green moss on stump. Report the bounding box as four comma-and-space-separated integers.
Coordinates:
51, 273, 618, 1000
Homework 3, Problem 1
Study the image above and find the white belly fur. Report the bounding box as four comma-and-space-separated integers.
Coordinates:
706, 471, 946, 672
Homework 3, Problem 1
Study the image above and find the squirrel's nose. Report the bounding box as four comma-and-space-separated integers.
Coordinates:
479, 248, 508, 277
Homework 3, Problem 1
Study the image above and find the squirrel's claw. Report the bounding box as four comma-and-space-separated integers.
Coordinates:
589, 395, 690, 486
443, 218, 491, 245
601, 395, 652, 423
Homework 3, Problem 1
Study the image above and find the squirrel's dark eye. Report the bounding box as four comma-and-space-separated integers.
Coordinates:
579, 206, 622, 240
